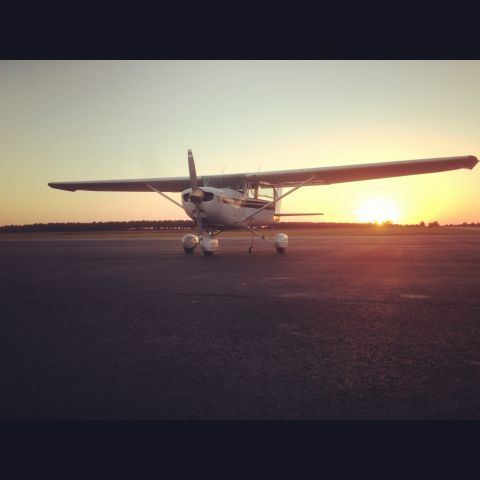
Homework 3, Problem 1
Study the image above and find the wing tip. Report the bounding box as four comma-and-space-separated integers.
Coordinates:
48, 182, 76, 192
467, 155, 479, 169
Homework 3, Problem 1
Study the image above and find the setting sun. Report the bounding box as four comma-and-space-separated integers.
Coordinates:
356, 197, 400, 224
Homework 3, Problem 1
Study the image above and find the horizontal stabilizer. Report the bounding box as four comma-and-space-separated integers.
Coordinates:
274, 213, 324, 216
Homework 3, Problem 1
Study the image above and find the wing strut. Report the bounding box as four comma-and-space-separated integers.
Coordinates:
147, 184, 184, 210
239, 175, 319, 224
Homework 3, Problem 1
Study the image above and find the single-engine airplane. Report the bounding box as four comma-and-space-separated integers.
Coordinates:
49, 150, 478, 255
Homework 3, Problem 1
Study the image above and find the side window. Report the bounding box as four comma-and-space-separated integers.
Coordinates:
258, 185, 273, 200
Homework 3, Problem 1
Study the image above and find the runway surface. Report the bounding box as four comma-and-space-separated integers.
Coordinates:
1, 233, 480, 419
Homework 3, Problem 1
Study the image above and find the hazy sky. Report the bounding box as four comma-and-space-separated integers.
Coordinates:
1, 60, 479, 225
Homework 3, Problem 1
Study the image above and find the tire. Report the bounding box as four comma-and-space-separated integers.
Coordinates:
203, 250, 213, 256
184, 248, 195, 254
276, 247, 285, 254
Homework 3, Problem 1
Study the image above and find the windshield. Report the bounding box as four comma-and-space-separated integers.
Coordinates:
202, 174, 246, 191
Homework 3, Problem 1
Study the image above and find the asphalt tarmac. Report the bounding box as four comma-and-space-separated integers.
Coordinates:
1, 233, 480, 419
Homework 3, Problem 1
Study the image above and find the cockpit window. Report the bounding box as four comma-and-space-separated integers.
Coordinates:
247, 184, 273, 199
257, 185, 274, 200
247, 184, 258, 198
202, 174, 246, 191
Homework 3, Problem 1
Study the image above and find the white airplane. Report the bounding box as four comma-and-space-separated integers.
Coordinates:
49, 150, 478, 256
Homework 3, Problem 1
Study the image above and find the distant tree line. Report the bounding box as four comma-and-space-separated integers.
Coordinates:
1, 220, 479, 233
0, 220, 194, 233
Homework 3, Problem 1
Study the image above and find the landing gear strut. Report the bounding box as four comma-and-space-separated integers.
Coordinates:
244, 222, 289, 254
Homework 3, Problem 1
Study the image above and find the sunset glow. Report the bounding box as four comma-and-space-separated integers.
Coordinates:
0, 61, 479, 226
356, 197, 400, 224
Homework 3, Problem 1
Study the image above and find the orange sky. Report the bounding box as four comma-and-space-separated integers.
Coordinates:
1, 60, 479, 226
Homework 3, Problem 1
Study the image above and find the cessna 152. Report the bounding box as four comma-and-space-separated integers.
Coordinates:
49, 150, 478, 255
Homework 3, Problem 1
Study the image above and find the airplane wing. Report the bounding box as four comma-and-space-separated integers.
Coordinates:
48, 176, 191, 192
244, 155, 478, 187
49, 155, 478, 192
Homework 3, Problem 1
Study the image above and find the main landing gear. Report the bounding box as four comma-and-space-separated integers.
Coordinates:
246, 227, 289, 254
181, 234, 198, 254
274, 232, 288, 253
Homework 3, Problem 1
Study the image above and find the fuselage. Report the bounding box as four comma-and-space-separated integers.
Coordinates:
181, 187, 277, 228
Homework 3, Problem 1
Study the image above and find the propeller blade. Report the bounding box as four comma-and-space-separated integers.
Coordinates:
188, 149, 203, 236
188, 149, 198, 189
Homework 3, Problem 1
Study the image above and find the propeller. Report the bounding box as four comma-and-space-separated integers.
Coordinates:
188, 149, 204, 237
